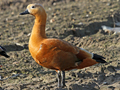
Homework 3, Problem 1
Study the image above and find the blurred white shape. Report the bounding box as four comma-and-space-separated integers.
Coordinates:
103, 82, 108, 85
115, 21, 120, 26
101, 25, 120, 33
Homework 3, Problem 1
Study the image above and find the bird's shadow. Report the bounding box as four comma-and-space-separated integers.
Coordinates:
2, 44, 28, 52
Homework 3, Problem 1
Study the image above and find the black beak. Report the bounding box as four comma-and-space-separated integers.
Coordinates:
20, 9, 30, 15
0, 51, 9, 58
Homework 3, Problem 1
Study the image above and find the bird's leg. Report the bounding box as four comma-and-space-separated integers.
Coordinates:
61, 71, 66, 87
57, 70, 61, 87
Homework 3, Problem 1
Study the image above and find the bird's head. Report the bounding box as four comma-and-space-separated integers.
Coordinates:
20, 3, 47, 19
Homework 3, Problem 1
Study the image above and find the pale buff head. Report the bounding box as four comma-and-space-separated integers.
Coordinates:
20, 3, 47, 19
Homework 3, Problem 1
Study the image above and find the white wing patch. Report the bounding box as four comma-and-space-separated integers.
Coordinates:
39, 44, 43, 50
80, 48, 93, 58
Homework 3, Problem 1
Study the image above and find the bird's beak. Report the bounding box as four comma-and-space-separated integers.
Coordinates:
0, 52, 9, 58
20, 9, 30, 15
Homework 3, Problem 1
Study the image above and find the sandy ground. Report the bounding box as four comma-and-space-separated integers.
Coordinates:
0, 0, 120, 90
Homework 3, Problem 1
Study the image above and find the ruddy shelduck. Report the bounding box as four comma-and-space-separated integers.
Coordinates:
20, 3, 106, 87
0, 45, 9, 58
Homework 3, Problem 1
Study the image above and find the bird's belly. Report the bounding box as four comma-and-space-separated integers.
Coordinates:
29, 42, 78, 70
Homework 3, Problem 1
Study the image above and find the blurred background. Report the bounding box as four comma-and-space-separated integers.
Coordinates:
0, 0, 120, 90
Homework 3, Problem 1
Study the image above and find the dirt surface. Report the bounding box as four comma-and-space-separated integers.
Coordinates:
0, 0, 120, 90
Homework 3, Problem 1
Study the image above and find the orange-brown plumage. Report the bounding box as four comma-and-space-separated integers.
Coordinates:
20, 3, 106, 87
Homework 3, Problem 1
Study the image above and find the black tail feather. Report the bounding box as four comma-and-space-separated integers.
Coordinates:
93, 54, 106, 63
95, 59, 106, 63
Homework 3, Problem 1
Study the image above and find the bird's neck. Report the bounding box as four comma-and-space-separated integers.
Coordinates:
32, 23, 46, 39
29, 17, 47, 48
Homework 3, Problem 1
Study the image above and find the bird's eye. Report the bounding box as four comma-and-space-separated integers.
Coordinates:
31, 6, 35, 8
